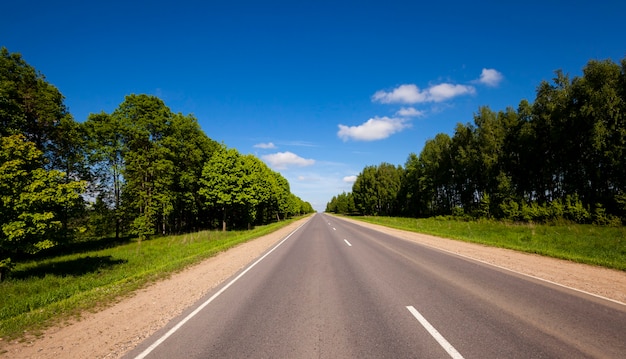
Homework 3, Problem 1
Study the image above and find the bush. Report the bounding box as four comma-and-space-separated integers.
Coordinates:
593, 204, 623, 226
564, 194, 591, 223
451, 206, 465, 217
500, 200, 521, 221
521, 202, 550, 222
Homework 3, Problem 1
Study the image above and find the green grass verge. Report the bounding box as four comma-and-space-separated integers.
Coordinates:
0, 217, 304, 341
344, 216, 626, 271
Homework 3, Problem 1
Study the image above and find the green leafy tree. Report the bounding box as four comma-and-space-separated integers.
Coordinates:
375, 163, 404, 216
0, 47, 70, 163
419, 133, 454, 215
84, 112, 126, 238
273, 172, 292, 220
569, 59, 626, 213
164, 113, 219, 232
326, 192, 355, 214
112, 94, 175, 240
199, 147, 255, 230
1, 47, 87, 237
352, 163, 403, 216
352, 165, 378, 215
0, 135, 85, 279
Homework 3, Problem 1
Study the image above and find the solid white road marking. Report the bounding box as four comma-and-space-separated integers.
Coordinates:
133, 222, 308, 359
333, 227, 336, 230
406, 306, 465, 359
344, 239, 352, 247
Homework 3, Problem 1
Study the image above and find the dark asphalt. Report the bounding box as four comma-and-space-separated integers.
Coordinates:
125, 213, 626, 358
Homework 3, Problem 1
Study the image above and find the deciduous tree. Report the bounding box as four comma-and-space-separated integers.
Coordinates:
0, 135, 85, 279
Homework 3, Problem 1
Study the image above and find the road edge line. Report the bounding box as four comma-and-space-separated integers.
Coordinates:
335, 216, 626, 307
133, 220, 308, 359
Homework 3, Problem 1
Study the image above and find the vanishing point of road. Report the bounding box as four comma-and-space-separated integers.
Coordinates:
125, 213, 626, 358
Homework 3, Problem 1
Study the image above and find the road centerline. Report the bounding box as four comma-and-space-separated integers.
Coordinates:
406, 305, 465, 359
344, 239, 352, 247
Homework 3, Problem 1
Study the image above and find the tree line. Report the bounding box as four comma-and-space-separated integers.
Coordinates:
0, 47, 313, 277
327, 57, 626, 226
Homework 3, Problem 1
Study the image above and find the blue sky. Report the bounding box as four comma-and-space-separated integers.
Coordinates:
2, 1, 625, 211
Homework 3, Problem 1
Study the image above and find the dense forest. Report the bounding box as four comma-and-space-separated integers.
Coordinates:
327, 57, 626, 226
0, 47, 313, 275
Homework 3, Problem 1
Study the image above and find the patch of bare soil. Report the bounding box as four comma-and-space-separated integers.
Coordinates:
2, 216, 625, 358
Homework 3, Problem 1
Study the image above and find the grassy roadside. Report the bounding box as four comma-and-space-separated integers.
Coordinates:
0, 217, 306, 341
342, 215, 626, 271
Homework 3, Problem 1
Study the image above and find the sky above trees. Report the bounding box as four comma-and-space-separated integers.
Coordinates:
2, 0, 625, 211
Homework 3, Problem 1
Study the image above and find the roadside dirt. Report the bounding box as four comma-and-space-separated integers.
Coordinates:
2, 216, 625, 358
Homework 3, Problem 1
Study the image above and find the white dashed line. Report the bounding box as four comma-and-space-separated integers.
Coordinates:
344, 239, 352, 247
406, 306, 464, 359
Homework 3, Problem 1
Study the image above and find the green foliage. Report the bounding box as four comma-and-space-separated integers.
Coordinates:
500, 200, 521, 221
113, 94, 176, 238
0, 47, 69, 155
521, 202, 550, 222
0, 135, 86, 275
351, 162, 404, 216
564, 194, 591, 223
326, 192, 355, 214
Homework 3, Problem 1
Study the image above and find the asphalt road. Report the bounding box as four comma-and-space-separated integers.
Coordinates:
125, 213, 626, 358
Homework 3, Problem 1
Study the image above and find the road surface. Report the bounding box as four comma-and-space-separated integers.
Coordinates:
125, 213, 626, 358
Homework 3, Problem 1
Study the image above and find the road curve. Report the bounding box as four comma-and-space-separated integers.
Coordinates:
125, 213, 626, 358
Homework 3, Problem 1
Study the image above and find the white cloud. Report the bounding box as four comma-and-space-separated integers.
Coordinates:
372, 84, 426, 104
396, 107, 425, 117
254, 142, 276, 149
372, 83, 475, 104
337, 116, 410, 141
427, 83, 476, 102
343, 175, 357, 183
297, 175, 320, 181
282, 140, 317, 147
261, 151, 315, 170
478, 68, 503, 87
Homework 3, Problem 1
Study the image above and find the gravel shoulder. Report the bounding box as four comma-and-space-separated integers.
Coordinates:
3, 215, 625, 358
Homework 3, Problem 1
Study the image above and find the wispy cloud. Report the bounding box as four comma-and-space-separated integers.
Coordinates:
372, 83, 475, 104
337, 116, 410, 141
297, 175, 321, 182
396, 107, 425, 117
262, 151, 315, 170
372, 84, 425, 104
477, 68, 503, 87
427, 83, 476, 102
253, 142, 277, 149
280, 140, 318, 147
343, 175, 357, 183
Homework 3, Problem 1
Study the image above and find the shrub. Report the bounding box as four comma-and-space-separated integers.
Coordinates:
564, 194, 591, 223
500, 200, 521, 221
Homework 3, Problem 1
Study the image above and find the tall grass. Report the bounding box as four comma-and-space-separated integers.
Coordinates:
350, 216, 626, 271
0, 218, 301, 340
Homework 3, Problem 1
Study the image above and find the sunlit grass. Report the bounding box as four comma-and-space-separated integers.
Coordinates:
348, 216, 626, 271
0, 217, 303, 340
